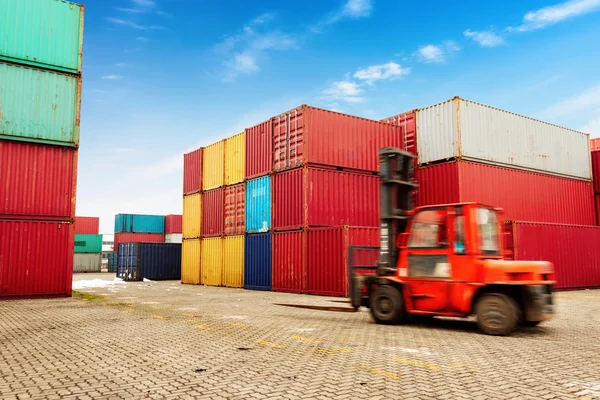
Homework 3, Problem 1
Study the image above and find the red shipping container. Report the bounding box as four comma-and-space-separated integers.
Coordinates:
592, 150, 600, 193
74, 216, 99, 234
306, 227, 379, 297
0, 220, 74, 299
164, 214, 182, 234
591, 138, 600, 152
114, 233, 163, 251
416, 160, 596, 225
272, 167, 379, 231
381, 110, 417, 157
0, 141, 77, 220
183, 148, 203, 195
272, 105, 403, 172
596, 195, 600, 226
273, 230, 305, 293
202, 188, 224, 237
245, 120, 272, 179
505, 221, 600, 290
224, 183, 245, 235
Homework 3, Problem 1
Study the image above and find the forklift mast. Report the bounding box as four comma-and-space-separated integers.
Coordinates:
377, 148, 417, 275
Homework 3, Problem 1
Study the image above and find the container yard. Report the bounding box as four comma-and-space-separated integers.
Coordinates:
3, 1, 600, 399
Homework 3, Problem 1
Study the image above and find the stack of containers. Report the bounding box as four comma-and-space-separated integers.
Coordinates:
0, 0, 84, 299
593, 147, 600, 225
165, 214, 183, 243
74, 217, 101, 272
182, 148, 203, 284
383, 96, 599, 289
114, 214, 164, 249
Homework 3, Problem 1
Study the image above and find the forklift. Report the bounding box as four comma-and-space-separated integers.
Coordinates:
349, 148, 555, 336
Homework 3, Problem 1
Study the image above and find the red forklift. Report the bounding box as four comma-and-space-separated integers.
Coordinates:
349, 148, 555, 336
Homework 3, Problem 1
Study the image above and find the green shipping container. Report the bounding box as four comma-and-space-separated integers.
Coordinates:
0, 62, 80, 146
0, 0, 84, 74
74, 234, 102, 253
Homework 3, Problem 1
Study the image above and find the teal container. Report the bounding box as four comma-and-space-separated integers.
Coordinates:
0, 0, 84, 74
74, 234, 102, 253
0, 62, 80, 146
245, 176, 271, 233
114, 214, 165, 234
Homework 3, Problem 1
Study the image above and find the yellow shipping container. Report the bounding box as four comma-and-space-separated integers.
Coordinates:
181, 239, 201, 285
201, 237, 223, 286
182, 193, 202, 239
203, 140, 225, 190
223, 235, 244, 288
225, 132, 245, 185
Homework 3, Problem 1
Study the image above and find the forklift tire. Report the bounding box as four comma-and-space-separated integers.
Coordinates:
369, 285, 406, 325
521, 320, 541, 327
475, 293, 521, 336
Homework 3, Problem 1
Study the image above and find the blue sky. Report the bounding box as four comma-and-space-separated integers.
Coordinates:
76, 0, 600, 233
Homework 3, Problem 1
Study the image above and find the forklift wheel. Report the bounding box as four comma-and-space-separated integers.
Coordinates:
475, 293, 521, 336
521, 320, 541, 327
369, 285, 406, 325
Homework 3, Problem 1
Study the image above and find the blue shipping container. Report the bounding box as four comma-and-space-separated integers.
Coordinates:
114, 214, 165, 234
244, 233, 272, 291
245, 176, 271, 233
107, 252, 118, 273
117, 242, 181, 281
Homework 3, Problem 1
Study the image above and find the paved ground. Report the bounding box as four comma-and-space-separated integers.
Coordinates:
1, 273, 599, 400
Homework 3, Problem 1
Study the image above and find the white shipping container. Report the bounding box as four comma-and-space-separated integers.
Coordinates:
415, 97, 591, 180
165, 233, 183, 244
73, 253, 102, 273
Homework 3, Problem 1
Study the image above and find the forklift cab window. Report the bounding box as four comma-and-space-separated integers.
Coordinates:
477, 208, 500, 255
408, 210, 448, 249
454, 214, 466, 254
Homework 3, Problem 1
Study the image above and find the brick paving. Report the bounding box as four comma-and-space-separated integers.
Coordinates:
1, 273, 599, 400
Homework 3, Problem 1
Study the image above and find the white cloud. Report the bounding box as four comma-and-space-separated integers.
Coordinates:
509, 0, 600, 32
353, 62, 410, 85
322, 81, 365, 103
132, 0, 155, 7
102, 74, 122, 80
415, 41, 460, 63
536, 82, 600, 120
311, 0, 373, 31
106, 17, 164, 30
464, 29, 505, 47
116, 7, 146, 13
583, 115, 600, 137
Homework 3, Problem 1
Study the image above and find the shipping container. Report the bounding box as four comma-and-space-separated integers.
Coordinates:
596, 196, 600, 226
107, 252, 118, 273
181, 239, 201, 285
73, 253, 101, 273
505, 221, 600, 290
272, 105, 403, 173
306, 227, 379, 297
113, 233, 163, 252
182, 193, 202, 239
201, 237, 223, 286
74, 216, 99, 234
381, 110, 417, 157
183, 148, 203, 195
225, 132, 245, 185
223, 235, 244, 288
393, 97, 591, 180
165, 214, 183, 234
0, 141, 77, 219
118, 243, 181, 281
272, 167, 379, 231
416, 160, 596, 225
202, 188, 224, 237
246, 176, 271, 233
272, 231, 305, 293
244, 233, 272, 291
74, 234, 102, 253
114, 214, 164, 234
591, 138, 600, 152
165, 233, 182, 243
0, 62, 81, 147
0, 220, 73, 298
224, 183, 245, 235
202, 140, 225, 190
0, 0, 84, 74
592, 151, 600, 193
245, 120, 272, 179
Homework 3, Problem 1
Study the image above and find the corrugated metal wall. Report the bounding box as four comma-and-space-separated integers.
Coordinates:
244, 233, 272, 291
182, 193, 202, 239
183, 148, 203, 195
272, 231, 305, 293
114, 214, 165, 234
592, 151, 600, 193
245, 176, 271, 233
74, 234, 102, 253
223, 236, 244, 288
74, 217, 99, 234
201, 237, 223, 286
202, 189, 224, 237
245, 120, 272, 179
181, 239, 201, 285
225, 132, 245, 185
139, 243, 181, 281
164, 214, 182, 234
203, 140, 225, 190
73, 253, 101, 273
224, 184, 245, 235
113, 233, 164, 252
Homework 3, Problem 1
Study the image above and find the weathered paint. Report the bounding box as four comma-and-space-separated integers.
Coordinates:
225, 132, 245, 185
202, 140, 225, 190
181, 239, 201, 285
114, 214, 165, 234
224, 183, 245, 235
202, 188, 224, 237
164, 214, 182, 234
244, 233, 272, 291
223, 235, 244, 288
73, 253, 101, 273
272, 231, 305, 293
0, 141, 77, 220
381, 110, 417, 157
74, 216, 99, 234
113, 233, 163, 252
182, 193, 202, 239
592, 151, 600, 193
183, 148, 203, 195
201, 237, 223, 286
0, 220, 73, 298
245, 176, 271, 233
245, 120, 272, 179
0, 62, 81, 146
74, 234, 102, 253
0, 0, 84, 74
592, 138, 600, 152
